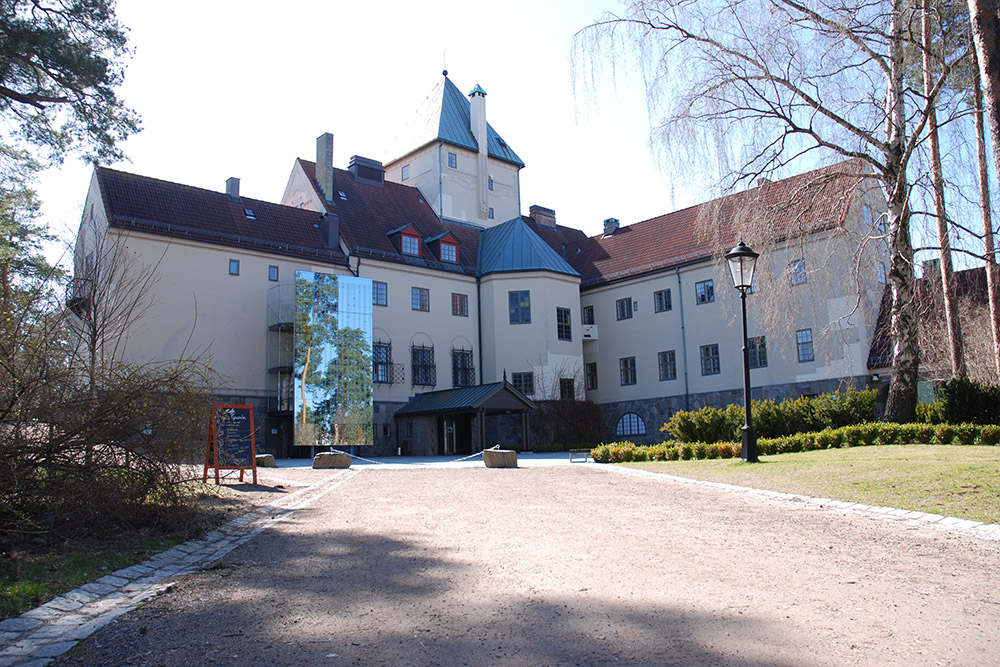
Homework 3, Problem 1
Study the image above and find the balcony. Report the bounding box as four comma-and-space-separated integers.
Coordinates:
582, 324, 599, 341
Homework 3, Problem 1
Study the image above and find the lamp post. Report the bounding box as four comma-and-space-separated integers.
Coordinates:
724, 241, 760, 463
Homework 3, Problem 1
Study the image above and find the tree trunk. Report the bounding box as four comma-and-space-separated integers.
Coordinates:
884, 1, 920, 423
972, 43, 1000, 381
968, 0, 1000, 190
923, 0, 966, 378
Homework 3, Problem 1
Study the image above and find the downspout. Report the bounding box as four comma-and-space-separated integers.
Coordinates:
676, 266, 690, 411
476, 274, 484, 385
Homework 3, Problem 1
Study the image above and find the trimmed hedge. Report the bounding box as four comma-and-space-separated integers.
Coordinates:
591, 422, 1000, 463
660, 388, 876, 443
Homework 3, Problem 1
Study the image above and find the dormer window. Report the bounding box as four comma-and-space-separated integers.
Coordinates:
401, 234, 420, 256
440, 241, 458, 263
244, 208, 256, 220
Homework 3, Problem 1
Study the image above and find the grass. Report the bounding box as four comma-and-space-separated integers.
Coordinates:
625, 444, 1000, 523
0, 483, 251, 621
0, 536, 180, 620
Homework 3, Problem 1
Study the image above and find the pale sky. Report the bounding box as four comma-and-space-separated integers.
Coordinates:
37, 0, 700, 263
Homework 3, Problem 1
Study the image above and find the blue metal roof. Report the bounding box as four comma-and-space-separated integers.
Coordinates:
388, 76, 524, 168
477, 218, 581, 278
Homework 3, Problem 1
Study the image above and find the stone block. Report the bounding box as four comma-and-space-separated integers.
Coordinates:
483, 449, 518, 468
313, 452, 351, 469
256, 454, 277, 467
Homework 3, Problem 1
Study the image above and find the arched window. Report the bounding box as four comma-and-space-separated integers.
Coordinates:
616, 412, 646, 436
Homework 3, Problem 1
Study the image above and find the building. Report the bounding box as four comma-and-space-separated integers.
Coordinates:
70, 72, 888, 456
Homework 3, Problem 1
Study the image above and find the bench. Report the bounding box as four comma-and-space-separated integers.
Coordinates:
569, 448, 592, 463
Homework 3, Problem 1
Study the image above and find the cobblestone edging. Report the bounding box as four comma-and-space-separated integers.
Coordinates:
601, 464, 1000, 541
0, 468, 359, 667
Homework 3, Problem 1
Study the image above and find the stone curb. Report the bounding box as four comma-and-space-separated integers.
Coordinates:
596, 463, 1000, 541
0, 469, 359, 667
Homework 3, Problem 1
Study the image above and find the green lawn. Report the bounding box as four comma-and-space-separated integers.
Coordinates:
625, 444, 1000, 523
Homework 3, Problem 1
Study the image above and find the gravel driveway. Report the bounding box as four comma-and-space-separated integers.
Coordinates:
58, 464, 1000, 666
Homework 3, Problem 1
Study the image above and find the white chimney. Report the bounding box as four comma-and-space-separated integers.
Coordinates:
469, 84, 490, 221
316, 133, 335, 203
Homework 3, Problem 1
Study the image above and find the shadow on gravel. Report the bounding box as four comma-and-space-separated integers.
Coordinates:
60, 520, 798, 666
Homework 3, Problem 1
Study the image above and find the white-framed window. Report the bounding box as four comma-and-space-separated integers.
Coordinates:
790, 259, 807, 285
411, 287, 430, 311
695, 280, 714, 304
700, 344, 720, 375
654, 288, 672, 312
658, 350, 676, 381
440, 241, 458, 262
401, 234, 420, 256
452, 293, 468, 317
556, 307, 572, 341
373, 281, 387, 306
797, 329, 815, 362
616, 413, 646, 436
401, 164, 410, 180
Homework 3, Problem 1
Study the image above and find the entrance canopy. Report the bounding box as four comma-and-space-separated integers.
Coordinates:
394, 381, 536, 417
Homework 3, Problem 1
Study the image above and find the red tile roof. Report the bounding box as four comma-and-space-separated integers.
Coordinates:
298, 159, 482, 274
555, 160, 868, 287
97, 168, 348, 266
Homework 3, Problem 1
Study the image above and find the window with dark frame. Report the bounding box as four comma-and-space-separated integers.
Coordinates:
790, 259, 807, 285
268, 265, 278, 281
700, 344, 720, 375
373, 281, 387, 306
556, 307, 572, 341
654, 288, 672, 312
452, 349, 475, 388
373, 342, 392, 384
797, 329, 815, 362
448, 152, 457, 168
585, 362, 598, 390
695, 280, 714, 304
616, 413, 646, 436
559, 378, 575, 400
619, 356, 637, 385
411, 345, 436, 386
488, 207, 494, 219
411, 287, 429, 311
582, 305, 595, 325
488, 177, 494, 190
452, 293, 468, 317
748, 336, 768, 368
229, 259, 240, 276
512, 372, 534, 395
616, 297, 633, 320
658, 350, 677, 381
509, 291, 531, 324
382, 423, 391, 437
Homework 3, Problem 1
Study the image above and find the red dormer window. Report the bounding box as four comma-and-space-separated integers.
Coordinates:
401, 233, 420, 256
440, 241, 458, 263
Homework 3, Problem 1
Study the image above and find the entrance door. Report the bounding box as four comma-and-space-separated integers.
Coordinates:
443, 417, 457, 455
455, 415, 473, 455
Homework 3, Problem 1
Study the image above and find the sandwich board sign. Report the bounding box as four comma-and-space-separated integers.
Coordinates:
203, 404, 258, 485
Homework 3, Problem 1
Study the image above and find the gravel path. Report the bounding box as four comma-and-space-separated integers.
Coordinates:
56, 465, 1000, 666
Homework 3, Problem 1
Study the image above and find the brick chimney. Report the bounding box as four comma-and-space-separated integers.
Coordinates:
316, 133, 335, 203
529, 205, 556, 228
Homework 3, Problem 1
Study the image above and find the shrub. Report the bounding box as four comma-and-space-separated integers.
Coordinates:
916, 400, 946, 424
679, 443, 694, 460
609, 442, 636, 463
662, 406, 740, 443
716, 443, 736, 459
666, 445, 680, 460
591, 444, 611, 463
937, 377, 1000, 425
952, 423, 978, 445
815, 428, 839, 449
877, 422, 902, 445
812, 388, 877, 429
979, 425, 1000, 446
933, 424, 957, 444
840, 425, 863, 447
858, 422, 881, 445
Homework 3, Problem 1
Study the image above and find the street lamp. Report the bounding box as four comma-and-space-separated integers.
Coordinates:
724, 241, 760, 462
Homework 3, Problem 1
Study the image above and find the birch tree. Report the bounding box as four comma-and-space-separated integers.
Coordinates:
580, 0, 968, 421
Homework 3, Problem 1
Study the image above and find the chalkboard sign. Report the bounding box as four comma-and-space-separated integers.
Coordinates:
203, 404, 258, 485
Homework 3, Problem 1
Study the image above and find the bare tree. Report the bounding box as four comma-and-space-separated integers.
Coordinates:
579, 0, 970, 421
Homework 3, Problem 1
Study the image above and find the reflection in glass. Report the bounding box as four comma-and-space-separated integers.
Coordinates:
294, 272, 373, 448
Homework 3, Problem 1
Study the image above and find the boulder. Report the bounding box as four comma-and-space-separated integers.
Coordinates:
483, 449, 518, 468
255, 454, 276, 468
313, 452, 352, 469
